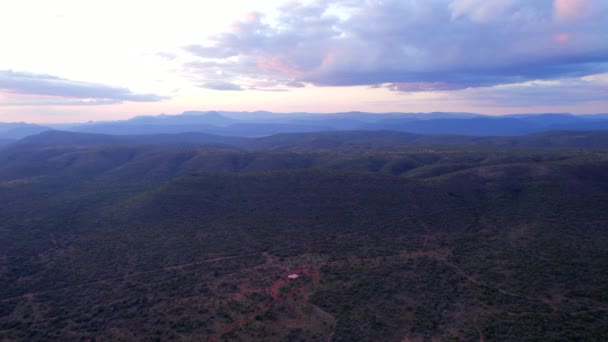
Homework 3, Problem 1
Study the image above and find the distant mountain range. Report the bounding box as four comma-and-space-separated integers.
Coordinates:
66, 111, 608, 137
2, 111, 608, 145
0, 122, 53, 141
10, 129, 608, 152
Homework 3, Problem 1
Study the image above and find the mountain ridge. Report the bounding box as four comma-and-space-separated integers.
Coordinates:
4, 112, 608, 141
11, 129, 608, 152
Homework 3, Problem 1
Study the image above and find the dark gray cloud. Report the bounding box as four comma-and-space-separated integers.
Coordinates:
182, 0, 608, 93
0, 70, 168, 104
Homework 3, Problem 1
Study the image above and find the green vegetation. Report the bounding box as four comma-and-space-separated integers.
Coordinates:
1, 132, 607, 340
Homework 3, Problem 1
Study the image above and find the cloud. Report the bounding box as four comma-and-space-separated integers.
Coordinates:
554, 0, 591, 22
0, 70, 168, 105
0, 97, 123, 106
449, 0, 517, 22
200, 81, 243, 91
181, 0, 608, 93
387, 82, 472, 92
156, 52, 177, 61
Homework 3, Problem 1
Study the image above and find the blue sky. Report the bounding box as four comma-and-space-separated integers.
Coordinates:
0, 0, 607, 123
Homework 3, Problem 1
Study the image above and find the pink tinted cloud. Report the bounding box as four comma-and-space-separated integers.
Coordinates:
554, 32, 571, 43
256, 56, 302, 76
230, 11, 263, 33
554, 0, 590, 21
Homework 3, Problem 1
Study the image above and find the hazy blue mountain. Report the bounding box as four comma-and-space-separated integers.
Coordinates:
58, 111, 608, 137
581, 113, 608, 120
550, 121, 608, 131
505, 113, 585, 125
131, 111, 237, 126
67, 124, 219, 135
503, 114, 608, 131
218, 123, 338, 136
369, 117, 542, 136
0, 123, 52, 140
69, 123, 338, 137
70, 111, 235, 133
0, 123, 32, 131
0, 138, 13, 147
249, 111, 482, 122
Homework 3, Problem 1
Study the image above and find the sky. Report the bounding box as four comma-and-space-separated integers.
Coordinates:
0, 0, 607, 123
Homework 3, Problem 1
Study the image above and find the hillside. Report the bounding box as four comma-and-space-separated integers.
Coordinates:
0, 132, 591, 183
249, 130, 608, 150
11, 130, 245, 149
1, 135, 607, 340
